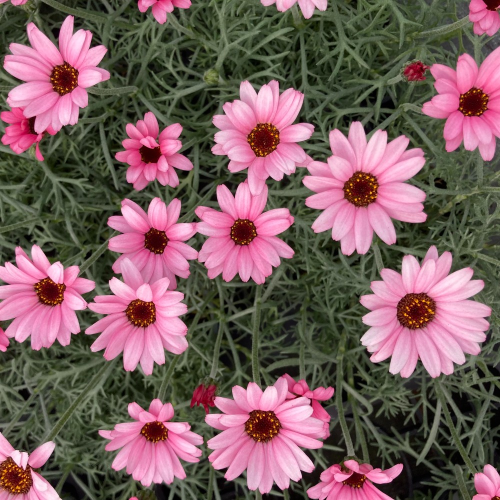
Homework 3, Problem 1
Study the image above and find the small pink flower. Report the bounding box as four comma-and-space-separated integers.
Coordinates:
196, 182, 294, 284
212, 80, 314, 195
115, 112, 193, 191
0, 328, 9, 352
4, 16, 110, 134
360, 246, 492, 378
86, 258, 188, 375
0, 433, 60, 500
0, 0, 29, 5
1, 107, 56, 161
303, 122, 427, 255
108, 198, 197, 288
260, 0, 326, 19
402, 61, 430, 81
469, 0, 500, 36
0, 245, 95, 350
422, 48, 500, 161
191, 382, 217, 414
307, 459, 403, 500
205, 377, 325, 494
138, 0, 191, 24
473, 464, 500, 500
99, 399, 203, 487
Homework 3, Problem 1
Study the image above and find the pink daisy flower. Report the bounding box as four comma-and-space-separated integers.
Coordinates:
99, 399, 203, 487
212, 80, 314, 195
469, 0, 500, 36
108, 198, 197, 288
4, 16, 110, 134
0, 245, 95, 350
282, 374, 334, 439
307, 459, 403, 500
115, 112, 193, 191
0, 433, 60, 500
86, 258, 188, 375
360, 246, 491, 378
205, 377, 325, 494
260, 0, 326, 19
422, 48, 500, 161
0, 328, 8, 353
0, 0, 29, 5
1, 107, 56, 161
138, 0, 191, 24
303, 122, 427, 255
473, 464, 500, 500
196, 182, 294, 284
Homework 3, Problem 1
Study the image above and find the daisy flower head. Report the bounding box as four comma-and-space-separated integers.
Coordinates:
196, 182, 294, 284
422, 48, 500, 161
260, 0, 326, 19
307, 459, 403, 500
469, 0, 500, 36
115, 112, 193, 191
4, 16, 110, 134
138, 0, 191, 25
86, 258, 188, 375
99, 399, 203, 487
360, 246, 491, 378
0, 245, 95, 350
212, 80, 314, 195
206, 377, 325, 494
473, 464, 500, 500
303, 122, 427, 255
108, 198, 197, 288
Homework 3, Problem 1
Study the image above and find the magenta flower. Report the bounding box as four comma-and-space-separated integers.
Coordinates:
303, 122, 427, 255
260, 0, 326, 19
0, 245, 95, 350
205, 377, 325, 494
0, 0, 29, 5
4, 16, 110, 134
473, 464, 500, 500
86, 258, 188, 375
360, 246, 491, 378
0, 433, 60, 500
138, 0, 191, 24
470, 0, 500, 36
402, 61, 430, 82
422, 49, 500, 161
307, 459, 403, 500
191, 382, 217, 414
196, 182, 294, 284
99, 399, 203, 487
115, 112, 193, 191
108, 198, 197, 288
212, 80, 314, 195
0, 328, 8, 352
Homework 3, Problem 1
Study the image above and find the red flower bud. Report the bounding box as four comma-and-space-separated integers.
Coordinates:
191, 383, 217, 414
402, 61, 430, 82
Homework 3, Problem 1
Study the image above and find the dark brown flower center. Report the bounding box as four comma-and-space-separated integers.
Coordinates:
0, 457, 33, 495
484, 0, 500, 10
459, 88, 489, 117
28, 117, 37, 135
139, 145, 162, 164
144, 228, 168, 254
245, 410, 281, 442
342, 472, 366, 489
492, 497, 500, 500
247, 123, 280, 157
343, 172, 379, 207
126, 299, 156, 327
230, 219, 257, 246
34, 277, 66, 306
141, 421, 168, 443
50, 62, 79, 96
397, 293, 436, 330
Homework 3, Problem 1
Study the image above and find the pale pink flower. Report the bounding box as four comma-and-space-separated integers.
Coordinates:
260, 0, 326, 19
360, 246, 491, 378
0, 433, 60, 500
205, 377, 325, 494
473, 464, 500, 500
86, 258, 188, 375
0, 245, 95, 350
469, 0, 500, 36
307, 459, 403, 500
99, 399, 203, 487
303, 122, 427, 255
422, 48, 500, 161
0, 328, 8, 352
115, 112, 193, 191
196, 182, 294, 284
4, 16, 110, 134
0, 0, 29, 5
212, 80, 314, 195
108, 198, 197, 288
138, 0, 191, 24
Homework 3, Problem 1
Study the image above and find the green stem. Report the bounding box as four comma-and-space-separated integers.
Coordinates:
209, 280, 225, 379
416, 16, 469, 39
251, 285, 263, 386
455, 464, 472, 500
348, 363, 369, 462
157, 356, 180, 402
283, 489, 290, 499
207, 465, 214, 500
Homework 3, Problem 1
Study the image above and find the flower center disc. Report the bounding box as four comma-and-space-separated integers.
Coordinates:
34, 277, 66, 306
28, 117, 37, 136
141, 421, 169, 443
459, 88, 489, 116
245, 410, 281, 442
484, 0, 500, 10
342, 472, 366, 489
0, 457, 33, 495
139, 145, 162, 164
247, 123, 280, 157
397, 293, 436, 329
144, 228, 169, 254
230, 219, 257, 246
126, 299, 156, 327
50, 62, 79, 96
343, 172, 379, 207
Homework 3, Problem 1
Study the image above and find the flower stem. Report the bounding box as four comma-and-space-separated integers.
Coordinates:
454, 464, 472, 500
251, 285, 263, 386
209, 279, 225, 379
416, 16, 469, 39
348, 362, 369, 462
207, 465, 215, 500
158, 356, 180, 402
